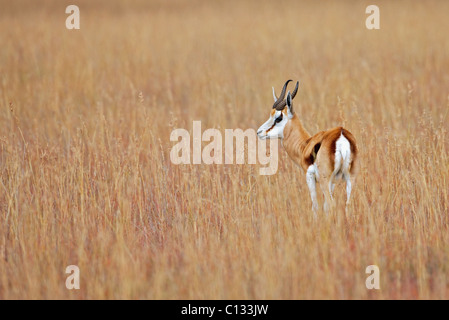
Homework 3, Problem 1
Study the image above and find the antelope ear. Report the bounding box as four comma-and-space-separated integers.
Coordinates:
286, 91, 294, 115
286, 91, 292, 107
272, 87, 278, 102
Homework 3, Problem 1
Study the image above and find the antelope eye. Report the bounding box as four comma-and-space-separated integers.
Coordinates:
275, 114, 283, 123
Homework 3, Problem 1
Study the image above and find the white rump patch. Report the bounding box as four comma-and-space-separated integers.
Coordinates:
334, 133, 351, 178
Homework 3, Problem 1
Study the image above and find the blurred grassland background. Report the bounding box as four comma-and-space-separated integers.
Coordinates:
0, 0, 449, 299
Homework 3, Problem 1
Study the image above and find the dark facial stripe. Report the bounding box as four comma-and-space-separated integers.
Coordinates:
266, 121, 277, 133
266, 115, 282, 133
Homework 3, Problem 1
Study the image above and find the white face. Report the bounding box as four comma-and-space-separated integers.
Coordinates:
257, 109, 288, 140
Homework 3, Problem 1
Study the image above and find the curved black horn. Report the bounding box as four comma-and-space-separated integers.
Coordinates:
275, 81, 299, 110
291, 81, 299, 99
272, 80, 292, 109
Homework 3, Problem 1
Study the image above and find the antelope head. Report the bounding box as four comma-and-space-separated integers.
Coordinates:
257, 80, 299, 140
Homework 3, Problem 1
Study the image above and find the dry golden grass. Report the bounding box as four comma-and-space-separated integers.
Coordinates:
1, 0, 449, 299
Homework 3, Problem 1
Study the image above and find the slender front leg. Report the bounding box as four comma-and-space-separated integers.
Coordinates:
306, 165, 318, 217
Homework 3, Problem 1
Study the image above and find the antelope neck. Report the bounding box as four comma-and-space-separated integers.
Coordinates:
282, 114, 311, 169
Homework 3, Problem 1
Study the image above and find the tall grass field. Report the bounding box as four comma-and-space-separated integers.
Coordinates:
1, 0, 448, 299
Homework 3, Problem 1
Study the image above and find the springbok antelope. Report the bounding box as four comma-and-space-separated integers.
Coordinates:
257, 80, 358, 214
